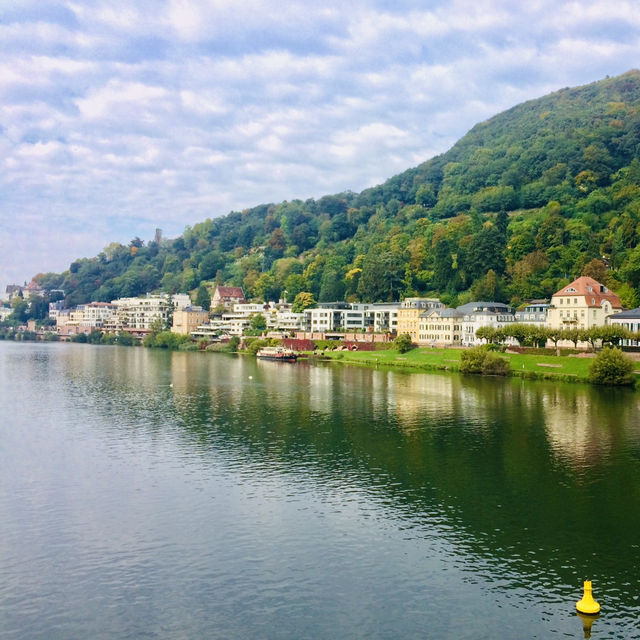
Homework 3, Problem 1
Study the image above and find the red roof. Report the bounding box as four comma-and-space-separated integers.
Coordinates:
214, 286, 245, 299
552, 276, 622, 309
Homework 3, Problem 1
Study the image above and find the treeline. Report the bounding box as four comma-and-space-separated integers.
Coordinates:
31, 71, 640, 311
474, 322, 636, 349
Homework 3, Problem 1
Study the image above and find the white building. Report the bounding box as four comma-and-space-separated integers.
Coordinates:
515, 301, 549, 325
303, 304, 350, 332
349, 302, 400, 333
608, 308, 640, 346
458, 301, 516, 346
267, 311, 305, 332
105, 294, 191, 332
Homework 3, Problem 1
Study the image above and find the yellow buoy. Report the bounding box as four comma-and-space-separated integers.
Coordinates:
576, 580, 600, 615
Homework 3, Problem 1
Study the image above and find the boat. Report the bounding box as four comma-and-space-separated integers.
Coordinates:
256, 346, 298, 362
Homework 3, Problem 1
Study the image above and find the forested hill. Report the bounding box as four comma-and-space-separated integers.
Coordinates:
35, 70, 640, 310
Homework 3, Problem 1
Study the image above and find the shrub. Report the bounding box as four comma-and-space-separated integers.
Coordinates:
459, 346, 487, 373
482, 351, 511, 375
116, 332, 135, 346
394, 333, 415, 354
460, 345, 511, 376
588, 347, 635, 386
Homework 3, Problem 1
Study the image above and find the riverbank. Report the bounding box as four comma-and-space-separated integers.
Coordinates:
314, 346, 640, 385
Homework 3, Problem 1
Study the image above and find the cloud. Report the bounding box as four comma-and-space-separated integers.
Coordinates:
1, 0, 639, 293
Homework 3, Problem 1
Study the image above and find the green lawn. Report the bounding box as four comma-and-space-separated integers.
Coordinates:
316, 347, 602, 383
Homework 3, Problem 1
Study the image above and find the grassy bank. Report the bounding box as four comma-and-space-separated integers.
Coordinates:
315, 347, 633, 385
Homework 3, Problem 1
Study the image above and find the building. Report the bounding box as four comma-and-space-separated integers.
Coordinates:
546, 276, 622, 330
608, 308, 640, 346
77, 302, 118, 327
5, 285, 24, 301
172, 305, 210, 335
515, 301, 549, 325
48, 300, 66, 321
396, 298, 444, 342
105, 294, 191, 333
418, 308, 463, 346
458, 301, 516, 346
211, 286, 246, 309
350, 302, 400, 333
267, 311, 305, 333
303, 303, 351, 333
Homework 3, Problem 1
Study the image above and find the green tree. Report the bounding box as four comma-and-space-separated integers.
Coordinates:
394, 333, 414, 353
250, 313, 267, 332
292, 292, 317, 313
195, 284, 211, 310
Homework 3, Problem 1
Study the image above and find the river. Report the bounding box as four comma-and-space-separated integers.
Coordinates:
1, 342, 639, 639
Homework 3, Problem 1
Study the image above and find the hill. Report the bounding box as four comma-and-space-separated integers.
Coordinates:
32, 70, 640, 311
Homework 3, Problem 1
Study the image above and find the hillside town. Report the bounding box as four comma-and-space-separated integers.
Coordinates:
2, 277, 640, 350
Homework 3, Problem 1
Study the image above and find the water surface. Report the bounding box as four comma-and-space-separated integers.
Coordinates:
1, 342, 639, 639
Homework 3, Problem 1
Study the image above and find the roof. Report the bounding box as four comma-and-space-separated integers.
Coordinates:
214, 286, 245, 298
456, 301, 512, 314
420, 308, 463, 319
552, 276, 622, 309
609, 308, 640, 320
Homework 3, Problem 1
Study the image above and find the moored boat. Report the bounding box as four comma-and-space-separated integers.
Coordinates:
256, 346, 297, 362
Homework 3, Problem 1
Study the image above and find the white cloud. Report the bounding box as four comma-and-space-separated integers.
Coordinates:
1, 0, 639, 292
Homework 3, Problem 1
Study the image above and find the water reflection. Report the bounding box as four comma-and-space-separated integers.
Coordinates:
3, 343, 640, 638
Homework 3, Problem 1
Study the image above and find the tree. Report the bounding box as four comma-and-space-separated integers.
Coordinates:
582, 258, 607, 282
463, 225, 506, 281
292, 292, 317, 313
432, 238, 456, 291
588, 347, 635, 386
470, 269, 505, 302
250, 313, 267, 332
357, 251, 406, 302
475, 326, 499, 344
195, 284, 211, 311
394, 333, 414, 353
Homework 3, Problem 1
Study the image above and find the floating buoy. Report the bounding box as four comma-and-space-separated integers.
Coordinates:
576, 580, 600, 615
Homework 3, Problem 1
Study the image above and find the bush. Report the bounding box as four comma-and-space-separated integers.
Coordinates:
246, 338, 271, 356
460, 345, 511, 376
394, 333, 415, 354
459, 346, 487, 373
115, 332, 135, 346
144, 330, 191, 349
588, 347, 635, 386
482, 351, 511, 375
178, 342, 198, 351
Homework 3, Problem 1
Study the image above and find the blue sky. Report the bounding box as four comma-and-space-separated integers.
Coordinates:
1, 0, 639, 295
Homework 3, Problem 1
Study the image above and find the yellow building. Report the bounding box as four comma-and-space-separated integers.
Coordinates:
396, 298, 444, 342
172, 305, 210, 335
546, 276, 622, 330
418, 308, 463, 346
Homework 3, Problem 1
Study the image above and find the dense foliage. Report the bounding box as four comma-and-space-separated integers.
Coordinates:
30, 71, 640, 310
588, 347, 636, 386
460, 346, 511, 376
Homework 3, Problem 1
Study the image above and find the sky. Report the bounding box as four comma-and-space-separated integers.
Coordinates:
1, 0, 639, 295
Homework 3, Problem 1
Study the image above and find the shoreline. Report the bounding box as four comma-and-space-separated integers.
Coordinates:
308, 346, 640, 388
